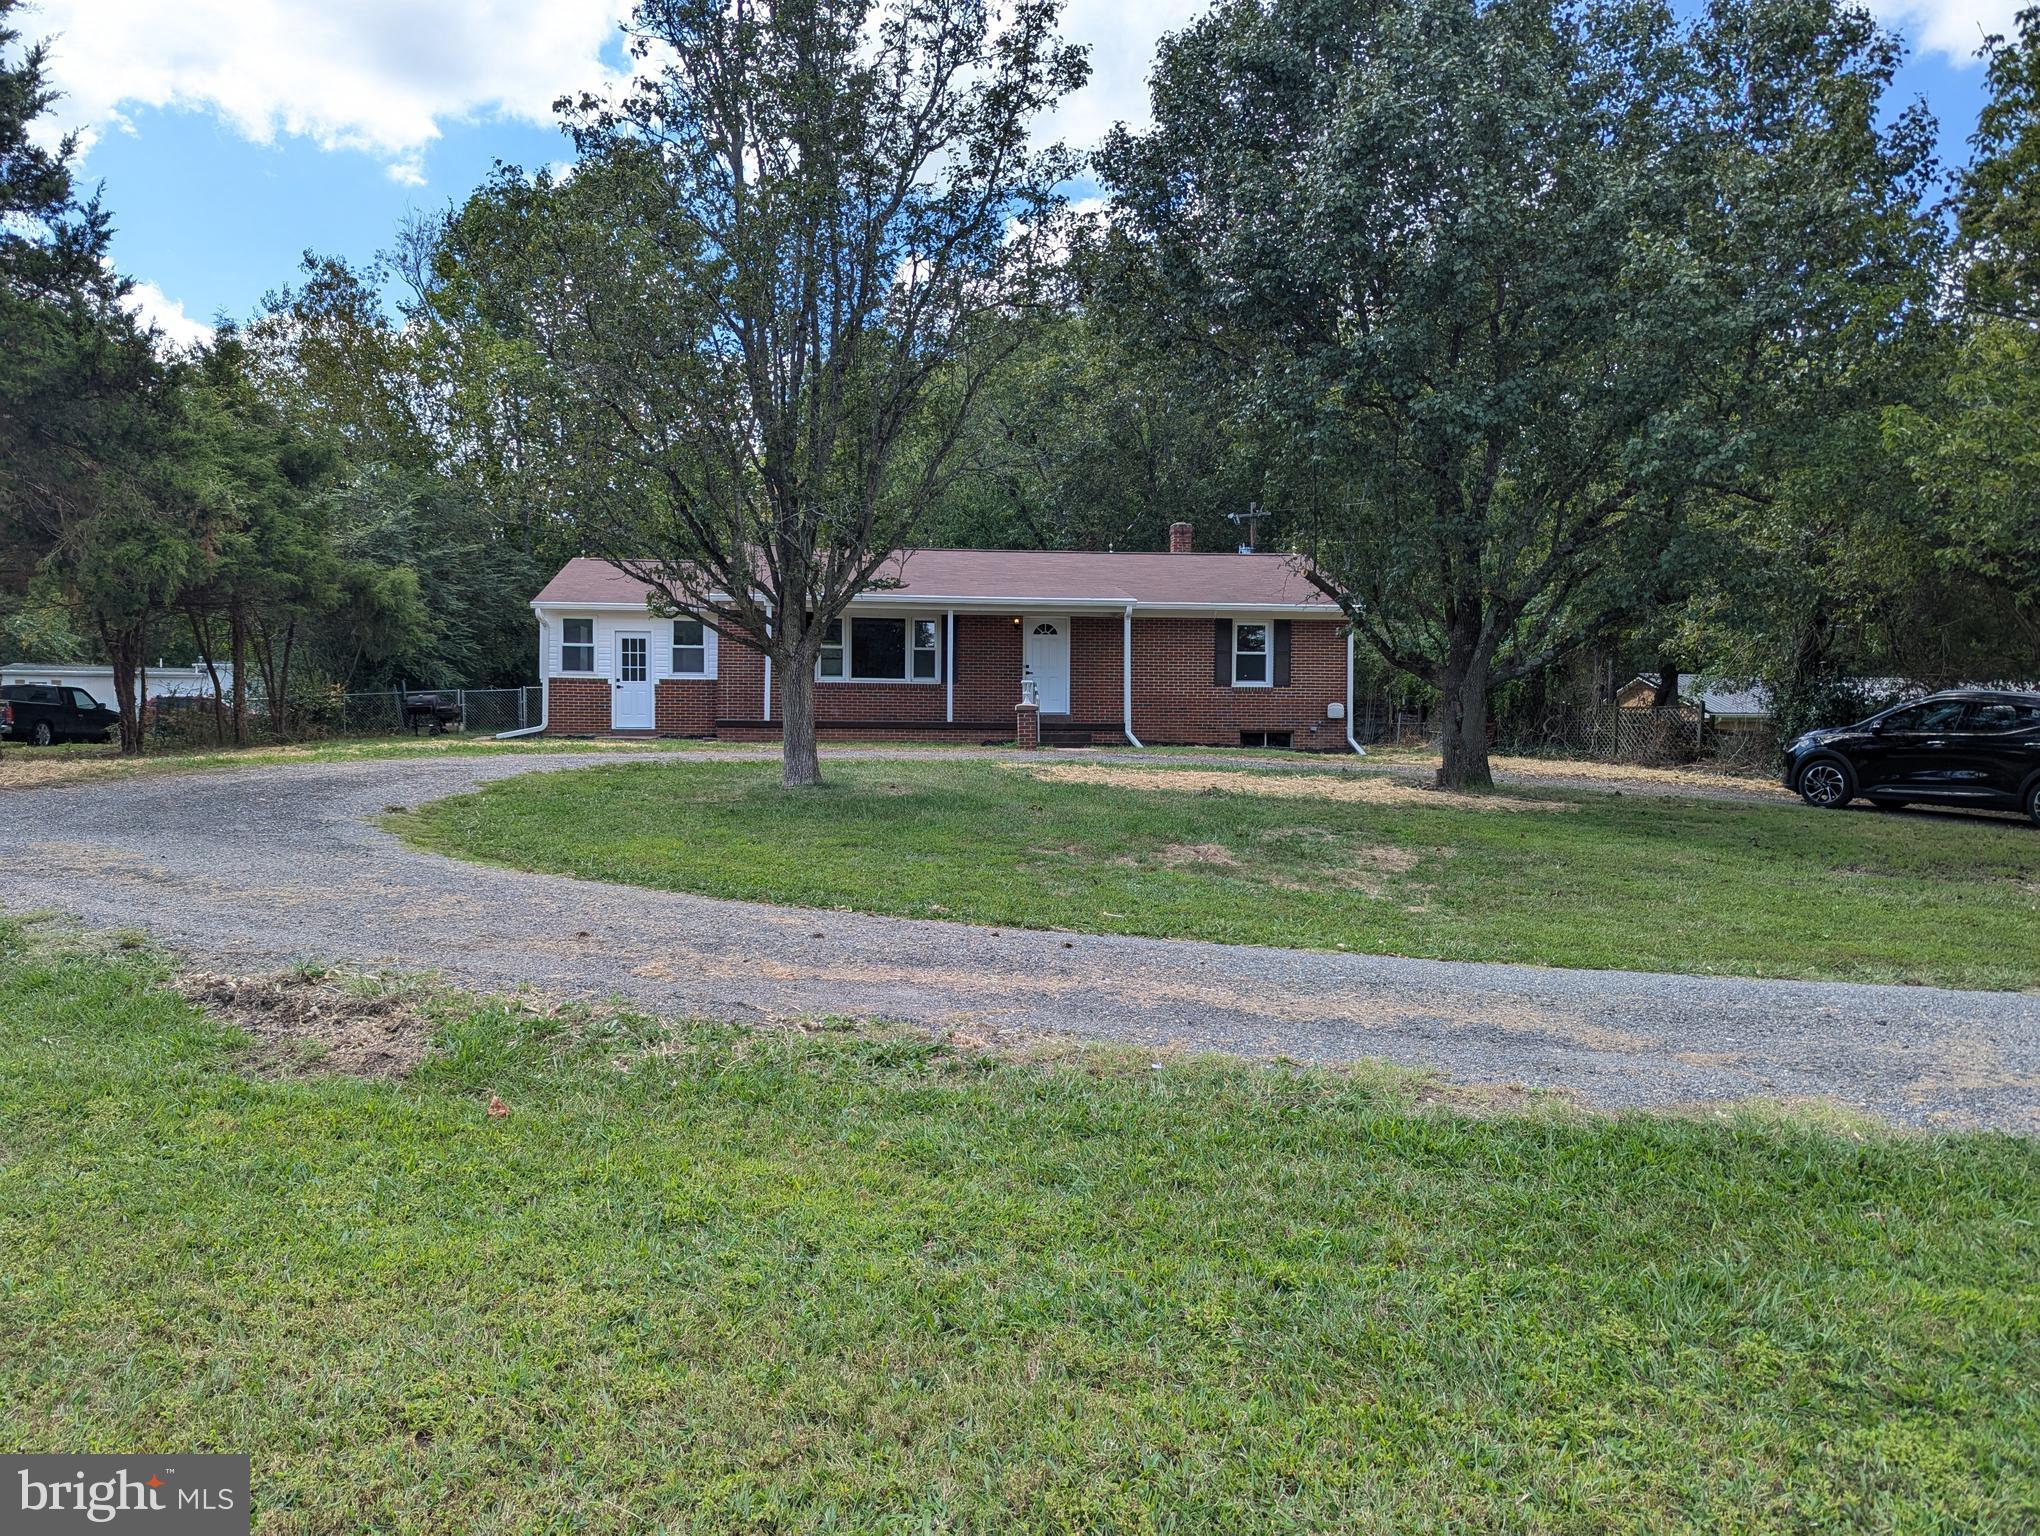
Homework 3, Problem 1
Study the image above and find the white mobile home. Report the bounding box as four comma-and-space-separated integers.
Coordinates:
0, 662, 235, 708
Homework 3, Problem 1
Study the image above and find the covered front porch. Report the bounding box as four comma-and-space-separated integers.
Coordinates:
717, 607, 1138, 747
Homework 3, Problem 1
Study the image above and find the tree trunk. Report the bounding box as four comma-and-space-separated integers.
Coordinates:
253, 625, 293, 742
189, 609, 226, 745
777, 652, 822, 787
98, 619, 147, 757
229, 602, 249, 747
1434, 628, 1494, 791
270, 620, 296, 741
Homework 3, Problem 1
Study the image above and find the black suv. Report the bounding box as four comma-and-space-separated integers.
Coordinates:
1784, 689, 2040, 823
0, 683, 119, 746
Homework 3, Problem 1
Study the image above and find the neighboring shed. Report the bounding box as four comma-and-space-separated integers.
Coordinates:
1618, 674, 1773, 733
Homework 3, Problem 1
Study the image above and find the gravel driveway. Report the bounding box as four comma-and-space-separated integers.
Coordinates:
5, 754, 2035, 1132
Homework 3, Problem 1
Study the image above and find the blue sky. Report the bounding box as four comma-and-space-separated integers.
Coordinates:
22, 0, 2014, 345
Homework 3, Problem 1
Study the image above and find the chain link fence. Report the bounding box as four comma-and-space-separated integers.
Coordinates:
147, 685, 543, 747
335, 686, 541, 737
1356, 697, 1780, 771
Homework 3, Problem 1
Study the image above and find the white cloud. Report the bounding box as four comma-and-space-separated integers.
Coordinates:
123, 280, 215, 350
31, 0, 634, 182
22, 0, 1181, 191
1041, 0, 1203, 152
1866, 0, 2016, 62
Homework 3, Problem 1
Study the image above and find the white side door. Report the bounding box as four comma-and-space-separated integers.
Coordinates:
1023, 616, 1071, 715
612, 632, 654, 728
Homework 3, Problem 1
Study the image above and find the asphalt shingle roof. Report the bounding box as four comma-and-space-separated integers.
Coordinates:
533, 551, 1340, 609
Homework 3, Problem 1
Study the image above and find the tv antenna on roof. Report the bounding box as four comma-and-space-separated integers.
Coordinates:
1227, 502, 1269, 554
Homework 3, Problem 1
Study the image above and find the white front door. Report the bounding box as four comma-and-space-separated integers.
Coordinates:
612, 632, 654, 728
1023, 616, 1071, 715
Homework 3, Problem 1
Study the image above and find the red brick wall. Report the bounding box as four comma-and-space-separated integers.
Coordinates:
715, 615, 1021, 730
719, 643, 767, 723
1131, 617, 1347, 749
1068, 615, 1124, 727
546, 677, 611, 733
655, 679, 716, 735
549, 613, 1348, 748
715, 721, 1018, 743
949, 614, 1024, 724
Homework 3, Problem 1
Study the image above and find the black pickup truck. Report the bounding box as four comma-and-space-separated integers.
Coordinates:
0, 683, 119, 746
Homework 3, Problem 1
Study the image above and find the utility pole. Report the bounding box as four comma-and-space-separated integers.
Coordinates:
1227, 502, 1270, 554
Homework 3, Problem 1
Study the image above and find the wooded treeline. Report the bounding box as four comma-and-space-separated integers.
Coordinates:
3, 0, 2037, 780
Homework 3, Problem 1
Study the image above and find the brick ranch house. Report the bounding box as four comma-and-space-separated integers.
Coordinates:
520, 524, 1364, 751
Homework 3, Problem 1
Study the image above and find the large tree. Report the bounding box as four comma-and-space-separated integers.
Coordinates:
441, 0, 1086, 784
0, 0, 136, 586
1886, 5, 2040, 618
0, 0, 191, 753
246, 255, 543, 691
1100, 0, 1935, 787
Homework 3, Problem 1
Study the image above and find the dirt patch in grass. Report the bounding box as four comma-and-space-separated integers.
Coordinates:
1352, 844, 1422, 875
1367, 748, 1793, 799
1487, 754, 1792, 795
1264, 843, 1426, 897
1337, 843, 1425, 896
1018, 761, 1572, 812
0, 742, 331, 790
1158, 841, 1241, 867
1263, 824, 1342, 842
178, 970, 433, 1078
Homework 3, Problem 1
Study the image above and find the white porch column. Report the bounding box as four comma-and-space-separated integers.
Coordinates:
1122, 604, 1144, 748
762, 651, 772, 720
945, 609, 956, 723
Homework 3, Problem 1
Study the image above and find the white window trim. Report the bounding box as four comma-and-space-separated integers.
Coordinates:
669, 618, 717, 679
1233, 619, 1272, 688
560, 617, 596, 675
817, 614, 943, 685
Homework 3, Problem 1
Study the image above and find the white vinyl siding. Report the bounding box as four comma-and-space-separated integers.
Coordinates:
543, 612, 716, 682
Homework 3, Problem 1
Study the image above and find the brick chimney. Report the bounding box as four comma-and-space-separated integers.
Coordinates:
1168, 521, 1194, 554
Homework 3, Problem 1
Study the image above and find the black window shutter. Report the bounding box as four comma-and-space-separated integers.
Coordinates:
1213, 618, 1232, 686
1273, 621, 1292, 687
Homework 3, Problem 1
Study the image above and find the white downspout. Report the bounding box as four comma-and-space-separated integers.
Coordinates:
495, 613, 550, 739
1122, 604, 1143, 748
763, 651, 772, 721
1345, 626, 1367, 756
945, 609, 956, 723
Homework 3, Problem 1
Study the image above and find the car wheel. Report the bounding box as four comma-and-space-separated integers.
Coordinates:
1797, 757, 1853, 809
2028, 781, 2040, 828
29, 720, 53, 747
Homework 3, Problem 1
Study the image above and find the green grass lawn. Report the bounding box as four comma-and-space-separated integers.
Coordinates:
1, 919, 2034, 1533
396, 758, 2040, 990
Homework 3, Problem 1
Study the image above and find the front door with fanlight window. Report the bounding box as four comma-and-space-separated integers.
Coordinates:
612, 632, 654, 728
1023, 616, 1070, 715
